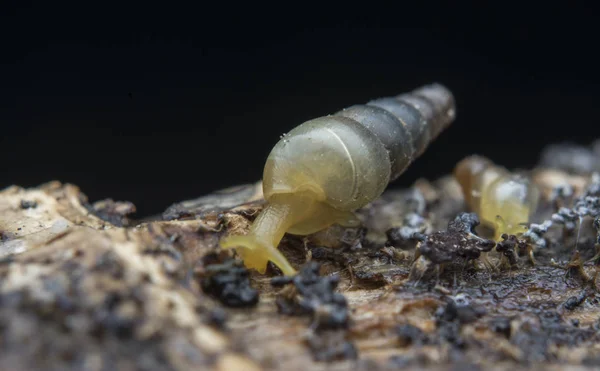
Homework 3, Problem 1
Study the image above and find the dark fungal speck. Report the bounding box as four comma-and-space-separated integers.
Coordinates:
198, 256, 258, 308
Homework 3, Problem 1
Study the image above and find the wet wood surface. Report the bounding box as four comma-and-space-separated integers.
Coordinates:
1, 166, 599, 370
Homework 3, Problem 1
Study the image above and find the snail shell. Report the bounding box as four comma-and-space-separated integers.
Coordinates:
264, 83, 455, 210
454, 155, 541, 239
222, 83, 456, 274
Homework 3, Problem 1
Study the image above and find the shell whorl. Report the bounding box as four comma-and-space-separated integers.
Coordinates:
263, 83, 456, 212
337, 83, 456, 180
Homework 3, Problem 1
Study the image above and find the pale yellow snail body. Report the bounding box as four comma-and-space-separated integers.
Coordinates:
454, 155, 541, 240
221, 84, 456, 275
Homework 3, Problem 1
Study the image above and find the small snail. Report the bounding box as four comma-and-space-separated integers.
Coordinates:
221, 84, 456, 275
454, 155, 541, 240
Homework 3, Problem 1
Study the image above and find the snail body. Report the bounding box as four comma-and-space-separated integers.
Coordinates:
221, 84, 456, 275
454, 155, 541, 240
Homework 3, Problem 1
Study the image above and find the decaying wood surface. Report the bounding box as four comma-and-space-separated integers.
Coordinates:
2, 144, 600, 370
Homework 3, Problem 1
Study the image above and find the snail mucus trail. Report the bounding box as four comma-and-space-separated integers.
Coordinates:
221, 83, 456, 275
454, 155, 541, 240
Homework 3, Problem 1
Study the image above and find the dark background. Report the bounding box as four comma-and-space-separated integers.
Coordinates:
2, 2, 599, 217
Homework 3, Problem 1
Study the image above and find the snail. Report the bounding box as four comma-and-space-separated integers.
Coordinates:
221, 83, 456, 275
454, 155, 541, 240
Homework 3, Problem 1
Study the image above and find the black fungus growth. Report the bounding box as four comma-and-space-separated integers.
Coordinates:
199, 258, 259, 308
396, 324, 429, 347
522, 220, 553, 248
306, 331, 358, 362
418, 213, 496, 265
271, 262, 349, 330
496, 234, 526, 266
434, 294, 485, 349
562, 290, 589, 311
20, 200, 38, 209
84, 199, 137, 227
386, 213, 429, 248
490, 317, 512, 339
447, 212, 481, 235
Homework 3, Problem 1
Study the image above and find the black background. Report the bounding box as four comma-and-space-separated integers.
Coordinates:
2, 2, 599, 217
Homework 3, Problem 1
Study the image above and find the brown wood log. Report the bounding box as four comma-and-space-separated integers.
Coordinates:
0, 171, 599, 370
